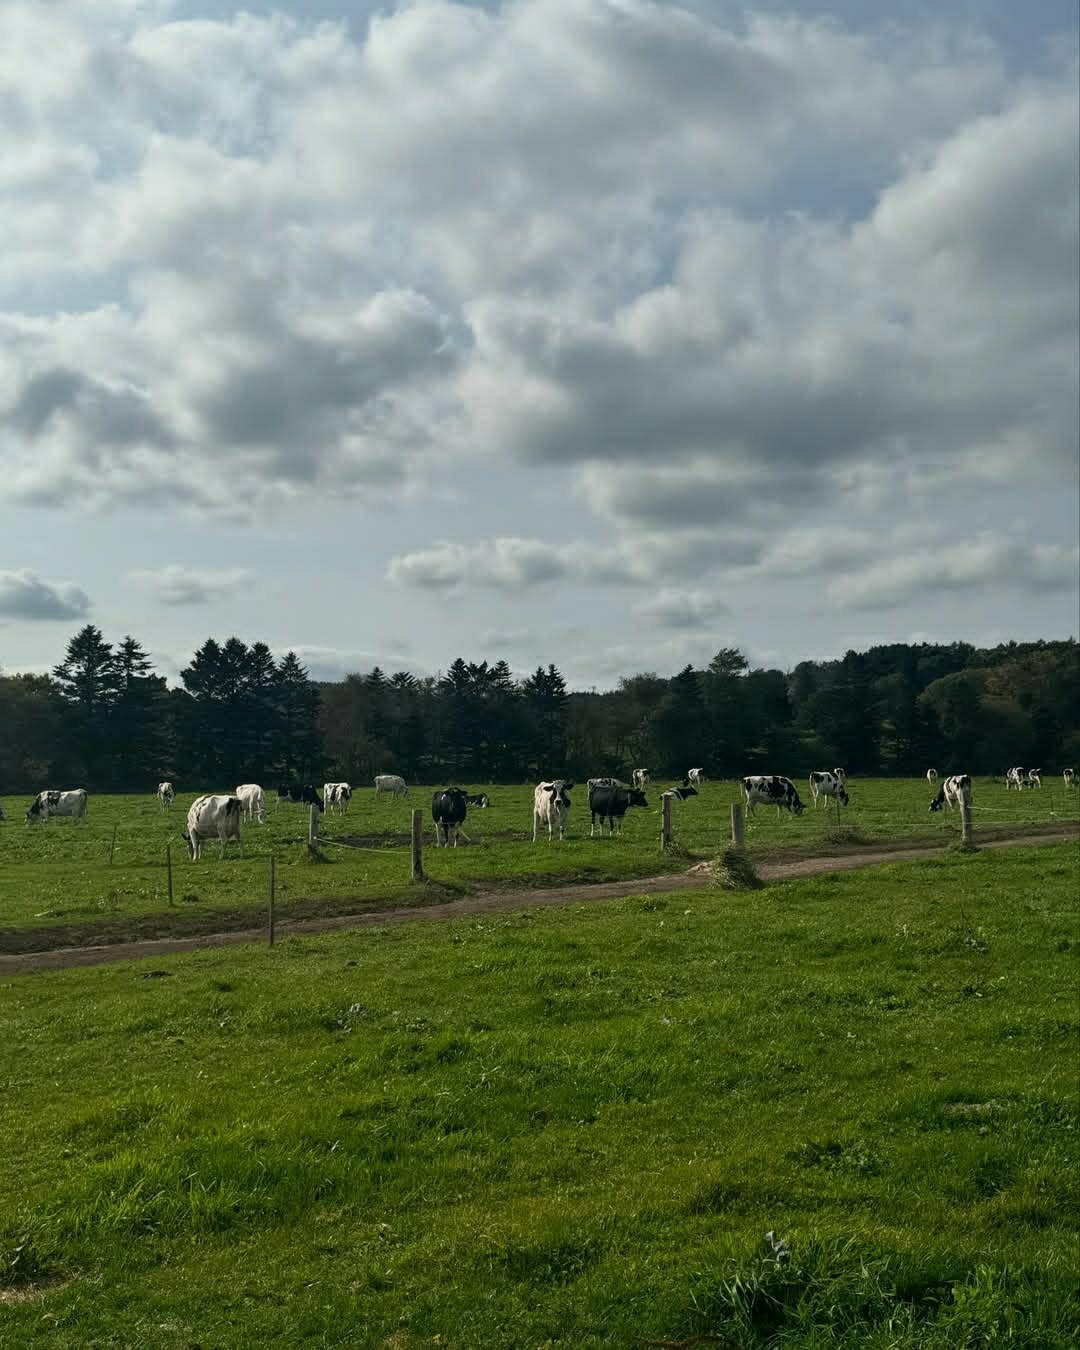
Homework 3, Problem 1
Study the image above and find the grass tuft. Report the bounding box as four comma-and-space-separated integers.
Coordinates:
711, 847, 763, 890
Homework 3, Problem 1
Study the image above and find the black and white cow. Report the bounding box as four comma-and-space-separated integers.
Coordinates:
1064, 769, 1077, 787
926, 769, 938, 785
157, 781, 175, 810
686, 768, 705, 787
662, 785, 698, 803
533, 780, 573, 842
323, 782, 352, 813
26, 789, 88, 824
809, 771, 849, 808
276, 783, 324, 812
1005, 766, 1027, 791
465, 793, 490, 808
183, 794, 243, 859
1027, 768, 1042, 788
833, 768, 846, 785
632, 768, 649, 789
929, 774, 972, 812
742, 775, 805, 816
587, 782, 648, 836
587, 776, 630, 791
432, 788, 468, 847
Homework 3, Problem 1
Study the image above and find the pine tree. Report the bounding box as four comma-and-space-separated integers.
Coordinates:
275, 652, 321, 780
52, 625, 119, 785
111, 636, 168, 787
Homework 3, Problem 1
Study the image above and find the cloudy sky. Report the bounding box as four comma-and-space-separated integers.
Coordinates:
2, 0, 1077, 687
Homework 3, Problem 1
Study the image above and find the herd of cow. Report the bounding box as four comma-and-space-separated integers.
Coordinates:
4, 765, 1075, 858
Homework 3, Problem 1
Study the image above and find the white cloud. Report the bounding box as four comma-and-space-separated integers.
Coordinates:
129, 564, 254, 606
0, 569, 90, 621
386, 536, 642, 591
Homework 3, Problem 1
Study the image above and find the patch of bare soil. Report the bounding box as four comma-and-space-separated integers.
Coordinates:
1, 829, 1074, 976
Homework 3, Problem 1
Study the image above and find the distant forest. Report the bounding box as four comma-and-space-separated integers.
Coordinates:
1, 628, 1077, 793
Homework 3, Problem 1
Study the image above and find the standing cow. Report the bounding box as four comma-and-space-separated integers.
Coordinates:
809, 771, 849, 808
374, 774, 409, 799
631, 768, 649, 789
926, 769, 938, 785
929, 774, 972, 812
1005, 767, 1027, 791
323, 782, 352, 813
1064, 769, 1077, 787
432, 788, 468, 847
26, 789, 88, 824
587, 782, 648, 836
742, 775, 805, 817
235, 784, 266, 823
533, 780, 573, 842
686, 768, 705, 787
157, 781, 175, 810
183, 794, 243, 859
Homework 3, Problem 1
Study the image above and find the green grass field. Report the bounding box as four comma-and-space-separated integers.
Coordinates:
1, 843, 1077, 1346
1, 778, 1077, 951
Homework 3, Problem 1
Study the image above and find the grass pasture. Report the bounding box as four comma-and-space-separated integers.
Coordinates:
0, 778, 1077, 952
0, 843, 1077, 1346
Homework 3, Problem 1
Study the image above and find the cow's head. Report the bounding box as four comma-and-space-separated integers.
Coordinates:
837, 786, 849, 806
181, 829, 196, 857
628, 789, 648, 808
25, 795, 44, 824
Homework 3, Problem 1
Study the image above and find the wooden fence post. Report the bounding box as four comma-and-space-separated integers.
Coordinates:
730, 802, 745, 849
109, 824, 118, 865
661, 794, 672, 851
268, 856, 276, 946
960, 798, 973, 847
410, 808, 424, 880
308, 804, 319, 846
165, 844, 173, 907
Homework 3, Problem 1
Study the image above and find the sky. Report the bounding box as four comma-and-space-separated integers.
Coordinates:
1, 0, 1077, 688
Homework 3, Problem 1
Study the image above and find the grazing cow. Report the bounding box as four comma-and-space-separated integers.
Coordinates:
929, 774, 972, 813
1027, 768, 1042, 788
465, 793, 490, 808
632, 768, 649, 789
323, 782, 352, 813
1006, 767, 1027, 791
277, 783, 323, 811
432, 788, 469, 847
587, 782, 648, 836
183, 794, 243, 859
687, 768, 705, 787
742, 775, 805, 817
662, 785, 698, 803
374, 774, 409, 799
809, 771, 849, 808
926, 769, 938, 785
533, 780, 573, 842
1064, 769, 1076, 787
587, 776, 630, 790
157, 781, 175, 810
26, 789, 88, 824
235, 783, 267, 823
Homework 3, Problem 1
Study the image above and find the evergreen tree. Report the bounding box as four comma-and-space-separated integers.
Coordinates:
111, 636, 168, 787
51, 625, 119, 784
275, 652, 321, 779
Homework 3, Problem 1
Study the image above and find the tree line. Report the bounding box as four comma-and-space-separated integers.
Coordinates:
1, 627, 1077, 794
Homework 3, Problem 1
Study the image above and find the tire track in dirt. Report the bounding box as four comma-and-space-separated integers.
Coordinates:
2, 830, 1075, 975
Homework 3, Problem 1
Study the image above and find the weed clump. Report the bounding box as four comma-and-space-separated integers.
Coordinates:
711, 847, 763, 891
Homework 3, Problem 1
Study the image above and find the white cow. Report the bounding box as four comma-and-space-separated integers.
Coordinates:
1006, 767, 1027, 791
687, 768, 705, 787
183, 794, 243, 860
235, 784, 266, 823
374, 774, 409, 799
632, 768, 649, 789
157, 781, 175, 810
26, 789, 88, 824
926, 769, 938, 785
324, 782, 352, 813
1064, 769, 1076, 787
533, 780, 573, 842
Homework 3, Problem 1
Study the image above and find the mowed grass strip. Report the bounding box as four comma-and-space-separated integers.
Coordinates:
1, 844, 1077, 1346
1, 779, 1077, 950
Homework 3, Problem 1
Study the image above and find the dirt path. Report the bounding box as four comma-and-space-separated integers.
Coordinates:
2, 830, 1075, 976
